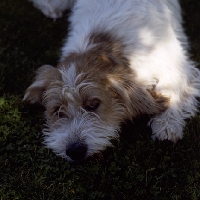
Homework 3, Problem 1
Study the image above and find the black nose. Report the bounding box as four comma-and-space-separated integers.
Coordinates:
66, 142, 87, 161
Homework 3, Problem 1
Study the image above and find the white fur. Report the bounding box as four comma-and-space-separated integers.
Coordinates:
27, 0, 200, 161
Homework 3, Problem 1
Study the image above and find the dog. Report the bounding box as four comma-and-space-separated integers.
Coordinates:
24, 0, 200, 162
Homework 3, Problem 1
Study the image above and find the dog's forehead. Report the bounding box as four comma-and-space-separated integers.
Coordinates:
56, 63, 103, 102
59, 63, 77, 87
55, 50, 131, 102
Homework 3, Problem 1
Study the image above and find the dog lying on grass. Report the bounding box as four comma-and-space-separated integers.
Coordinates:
24, 0, 200, 162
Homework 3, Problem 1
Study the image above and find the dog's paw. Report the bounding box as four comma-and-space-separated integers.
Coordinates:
149, 115, 184, 142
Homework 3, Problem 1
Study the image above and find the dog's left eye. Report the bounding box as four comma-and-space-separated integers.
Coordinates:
53, 106, 67, 118
84, 98, 101, 111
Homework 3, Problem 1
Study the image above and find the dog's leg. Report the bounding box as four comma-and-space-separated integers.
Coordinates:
149, 66, 200, 142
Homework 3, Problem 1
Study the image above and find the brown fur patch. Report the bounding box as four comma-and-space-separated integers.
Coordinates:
57, 32, 168, 119
23, 65, 62, 104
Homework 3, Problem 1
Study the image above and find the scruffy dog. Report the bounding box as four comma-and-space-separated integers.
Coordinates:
24, 0, 200, 162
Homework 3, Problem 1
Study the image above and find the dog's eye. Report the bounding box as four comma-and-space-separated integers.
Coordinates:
53, 106, 67, 118
58, 111, 67, 118
53, 106, 60, 114
84, 98, 101, 111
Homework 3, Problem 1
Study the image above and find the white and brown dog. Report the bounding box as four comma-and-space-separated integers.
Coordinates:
24, 0, 200, 162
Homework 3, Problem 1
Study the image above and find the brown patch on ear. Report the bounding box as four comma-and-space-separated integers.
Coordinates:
23, 65, 61, 105
87, 31, 169, 116
99, 54, 113, 64
147, 89, 169, 111
107, 75, 169, 118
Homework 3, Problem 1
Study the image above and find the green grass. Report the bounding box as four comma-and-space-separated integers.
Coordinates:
1, 0, 200, 199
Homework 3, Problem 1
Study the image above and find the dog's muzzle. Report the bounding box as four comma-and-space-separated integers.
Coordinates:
66, 142, 87, 161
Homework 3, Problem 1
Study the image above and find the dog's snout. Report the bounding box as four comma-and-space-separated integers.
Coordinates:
66, 142, 87, 161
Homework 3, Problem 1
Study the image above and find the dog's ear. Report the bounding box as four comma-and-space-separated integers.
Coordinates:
108, 75, 169, 118
23, 65, 61, 105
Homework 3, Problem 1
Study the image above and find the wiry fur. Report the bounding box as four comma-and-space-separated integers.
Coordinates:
24, 0, 200, 162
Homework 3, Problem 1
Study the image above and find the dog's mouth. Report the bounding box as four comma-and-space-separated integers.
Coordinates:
65, 142, 106, 163
65, 152, 105, 164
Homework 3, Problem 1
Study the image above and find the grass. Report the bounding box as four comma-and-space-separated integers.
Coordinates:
1, 0, 200, 199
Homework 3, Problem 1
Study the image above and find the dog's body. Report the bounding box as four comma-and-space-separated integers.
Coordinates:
24, 0, 200, 162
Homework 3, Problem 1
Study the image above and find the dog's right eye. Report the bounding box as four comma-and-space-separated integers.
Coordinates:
84, 98, 101, 112
53, 106, 60, 114
53, 106, 67, 118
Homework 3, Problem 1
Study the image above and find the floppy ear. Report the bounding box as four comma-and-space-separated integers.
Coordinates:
23, 65, 61, 104
108, 76, 169, 118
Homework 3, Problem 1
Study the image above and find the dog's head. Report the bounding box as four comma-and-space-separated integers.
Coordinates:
23, 35, 168, 162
